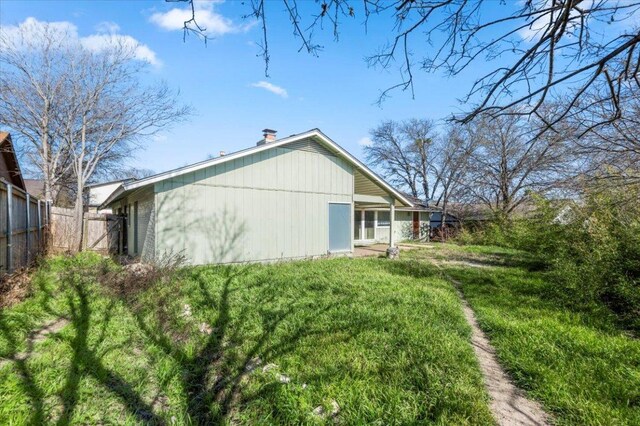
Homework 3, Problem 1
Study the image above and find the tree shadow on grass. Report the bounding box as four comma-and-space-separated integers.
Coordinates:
129, 264, 345, 424
0, 311, 47, 424
123, 199, 364, 422
380, 258, 441, 280
55, 266, 165, 425
0, 260, 167, 425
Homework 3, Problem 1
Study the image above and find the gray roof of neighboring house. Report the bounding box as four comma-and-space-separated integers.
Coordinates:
394, 193, 443, 212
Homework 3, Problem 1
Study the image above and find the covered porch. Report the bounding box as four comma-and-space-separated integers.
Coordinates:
352, 168, 413, 254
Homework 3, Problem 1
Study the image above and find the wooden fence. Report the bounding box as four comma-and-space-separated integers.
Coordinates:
0, 181, 50, 274
50, 207, 121, 254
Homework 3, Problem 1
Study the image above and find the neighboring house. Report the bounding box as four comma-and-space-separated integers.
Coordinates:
24, 178, 75, 207
86, 179, 134, 213
0, 132, 26, 191
23, 179, 45, 199
102, 128, 428, 264
448, 200, 549, 224
429, 211, 461, 228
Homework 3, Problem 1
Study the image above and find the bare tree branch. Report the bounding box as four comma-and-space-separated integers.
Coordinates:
177, 0, 640, 134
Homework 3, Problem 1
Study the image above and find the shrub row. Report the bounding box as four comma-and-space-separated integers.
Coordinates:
456, 190, 640, 333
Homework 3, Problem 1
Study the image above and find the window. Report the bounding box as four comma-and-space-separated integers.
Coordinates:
377, 211, 391, 227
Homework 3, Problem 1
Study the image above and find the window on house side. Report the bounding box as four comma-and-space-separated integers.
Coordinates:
377, 211, 391, 227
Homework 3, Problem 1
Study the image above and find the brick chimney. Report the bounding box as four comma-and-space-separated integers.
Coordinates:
257, 128, 277, 146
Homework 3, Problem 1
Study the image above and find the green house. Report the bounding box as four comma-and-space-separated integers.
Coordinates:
102, 129, 433, 264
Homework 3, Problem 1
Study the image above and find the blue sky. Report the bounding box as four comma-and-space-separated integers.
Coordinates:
0, 0, 556, 175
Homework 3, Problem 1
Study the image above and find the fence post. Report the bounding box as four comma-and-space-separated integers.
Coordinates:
6, 183, 13, 273
37, 199, 42, 252
25, 193, 30, 264
45, 201, 50, 250
82, 214, 88, 250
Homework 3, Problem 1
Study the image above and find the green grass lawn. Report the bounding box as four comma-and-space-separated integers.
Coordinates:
406, 244, 640, 426
0, 253, 494, 425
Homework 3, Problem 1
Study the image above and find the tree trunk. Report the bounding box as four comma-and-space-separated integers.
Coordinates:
73, 171, 84, 253
41, 103, 53, 202
73, 122, 87, 253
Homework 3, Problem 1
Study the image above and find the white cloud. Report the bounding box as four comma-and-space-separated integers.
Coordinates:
518, 22, 545, 42
0, 16, 79, 44
149, 0, 253, 36
517, 0, 585, 42
251, 81, 288, 98
358, 137, 373, 147
81, 34, 161, 66
0, 17, 160, 67
95, 21, 120, 34
152, 134, 169, 143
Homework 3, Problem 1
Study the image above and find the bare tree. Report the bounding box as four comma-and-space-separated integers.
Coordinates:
567, 78, 640, 192
431, 124, 478, 233
57, 42, 190, 251
0, 21, 75, 201
402, 119, 437, 201
106, 167, 157, 181
2, 21, 190, 251
464, 112, 573, 217
364, 119, 437, 201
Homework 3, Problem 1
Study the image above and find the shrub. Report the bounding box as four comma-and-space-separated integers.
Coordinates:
456, 190, 640, 333
97, 252, 187, 302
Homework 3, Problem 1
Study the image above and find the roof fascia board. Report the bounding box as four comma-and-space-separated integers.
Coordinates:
100, 183, 153, 209
1, 134, 26, 190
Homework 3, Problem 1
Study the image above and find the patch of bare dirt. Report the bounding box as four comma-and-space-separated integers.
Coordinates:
0, 269, 33, 308
28, 317, 69, 344
0, 317, 70, 368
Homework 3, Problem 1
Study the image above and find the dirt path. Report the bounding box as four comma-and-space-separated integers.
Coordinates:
433, 262, 551, 426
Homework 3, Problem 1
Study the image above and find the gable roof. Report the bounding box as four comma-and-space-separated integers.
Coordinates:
0, 132, 26, 191
102, 128, 413, 208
